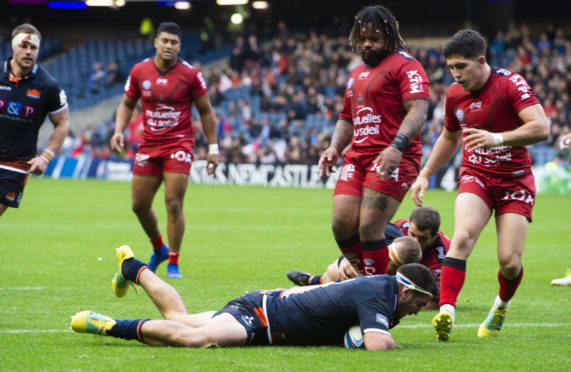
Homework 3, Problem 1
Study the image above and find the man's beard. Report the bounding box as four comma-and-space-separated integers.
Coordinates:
361, 48, 388, 67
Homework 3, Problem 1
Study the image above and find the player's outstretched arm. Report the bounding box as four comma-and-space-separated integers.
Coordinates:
364, 332, 396, 351
411, 127, 462, 206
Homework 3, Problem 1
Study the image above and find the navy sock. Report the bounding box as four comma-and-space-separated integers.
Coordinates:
107, 319, 149, 342
121, 258, 148, 283
309, 275, 322, 285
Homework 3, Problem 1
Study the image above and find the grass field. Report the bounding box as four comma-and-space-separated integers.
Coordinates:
1, 178, 570, 371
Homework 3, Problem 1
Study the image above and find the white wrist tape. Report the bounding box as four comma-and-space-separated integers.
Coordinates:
208, 144, 219, 155
491, 133, 504, 145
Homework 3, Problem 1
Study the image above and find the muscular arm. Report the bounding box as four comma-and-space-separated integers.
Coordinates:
195, 93, 219, 174
195, 93, 218, 146
464, 104, 549, 150
398, 99, 429, 141
110, 95, 137, 153
318, 118, 353, 177
27, 107, 70, 175
46, 108, 70, 154
375, 99, 429, 179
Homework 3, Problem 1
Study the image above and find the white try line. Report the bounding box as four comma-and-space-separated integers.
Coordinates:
0, 287, 43, 291
2, 323, 570, 334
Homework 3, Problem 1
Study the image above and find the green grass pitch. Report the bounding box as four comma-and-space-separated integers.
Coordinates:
1, 178, 569, 371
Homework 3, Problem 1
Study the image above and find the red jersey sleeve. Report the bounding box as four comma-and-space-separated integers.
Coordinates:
444, 89, 461, 132
396, 59, 430, 102
189, 71, 208, 99
503, 72, 539, 113
124, 66, 141, 100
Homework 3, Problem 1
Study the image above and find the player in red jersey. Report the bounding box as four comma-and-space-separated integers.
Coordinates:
318, 5, 429, 278
110, 22, 219, 278
411, 30, 549, 341
0, 24, 70, 217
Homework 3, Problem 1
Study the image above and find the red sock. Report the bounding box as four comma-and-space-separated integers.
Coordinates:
336, 234, 364, 275
498, 266, 523, 302
168, 252, 180, 265
149, 235, 164, 251
361, 239, 388, 275
439, 257, 466, 307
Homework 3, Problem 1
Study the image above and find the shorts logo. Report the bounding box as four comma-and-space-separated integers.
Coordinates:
241, 315, 254, 326
135, 153, 150, 166
455, 108, 464, 122
340, 164, 355, 181
5, 191, 17, 201
170, 151, 192, 163
460, 174, 485, 189
502, 190, 534, 205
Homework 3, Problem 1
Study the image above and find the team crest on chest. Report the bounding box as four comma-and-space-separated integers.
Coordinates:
455, 108, 464, 122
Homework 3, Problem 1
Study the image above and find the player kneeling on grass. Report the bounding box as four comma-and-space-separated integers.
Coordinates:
71, 246, 437, 350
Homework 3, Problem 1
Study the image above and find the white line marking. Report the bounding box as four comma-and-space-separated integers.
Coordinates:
0, 287, 43, 290
2, 329, 72, 334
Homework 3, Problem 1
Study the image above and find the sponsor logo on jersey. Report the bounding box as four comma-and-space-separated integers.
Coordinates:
197, 72, 207, 90
358, 71, 369, 80
406, 70, 424, 93
156, 78, 168, 86
347, 77, 354, 90
146, 106, 181, 131
376, 313, 389, 328
0, 100, 35, 119
142, 80, 152, 90
0, 86, 12, 91
496, 68, 511, 77
469, 101, 482, 111
26, 89, 41, 99
509, 74, 531, 100
353, 107, 381, 143
455, 108, 464, 122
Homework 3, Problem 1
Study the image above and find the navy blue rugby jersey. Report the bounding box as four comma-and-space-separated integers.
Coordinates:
0, 59, 67, 163
265, 275, 398, 345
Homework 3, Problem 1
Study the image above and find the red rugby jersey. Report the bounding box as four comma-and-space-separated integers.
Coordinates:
124, 58, 208, 145
339, 49, 430, 157
393, 219, 450, 283
444, 68, 540, 175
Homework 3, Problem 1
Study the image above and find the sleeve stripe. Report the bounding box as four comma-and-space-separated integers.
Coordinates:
363, 328, 391, 336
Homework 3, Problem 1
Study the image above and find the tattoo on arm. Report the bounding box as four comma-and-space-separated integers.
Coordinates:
331, 120, 353, 152
399, 99, 429, 140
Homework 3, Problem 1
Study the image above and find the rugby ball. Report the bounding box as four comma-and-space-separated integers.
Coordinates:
343, 325, 365, 349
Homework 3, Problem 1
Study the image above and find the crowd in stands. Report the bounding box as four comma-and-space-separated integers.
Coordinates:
61, 21, 570, 175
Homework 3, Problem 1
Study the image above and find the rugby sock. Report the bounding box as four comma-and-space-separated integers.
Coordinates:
498, 266, 523, 303
336, 234, 364, 274
309, 275, 322, 285
361, 239, 389, 275
107, 319, 149, 342
439, 257, 466, 308
168, 252, 180, 265
150, 235, 164, 251
121, 258, 148, 284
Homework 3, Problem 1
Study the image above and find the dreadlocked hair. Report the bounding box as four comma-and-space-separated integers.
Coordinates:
349, 5, 405, 52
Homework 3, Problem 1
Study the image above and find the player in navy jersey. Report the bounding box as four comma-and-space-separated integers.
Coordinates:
0, 24, 69, 216
410, 30, 549, 341
110, 22, 219, 278
71, 246, 437, 351
318, 5, 429, 279
287, 206, 449, 309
